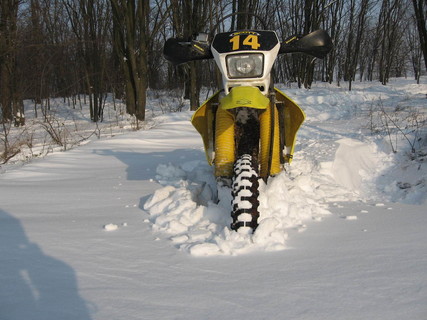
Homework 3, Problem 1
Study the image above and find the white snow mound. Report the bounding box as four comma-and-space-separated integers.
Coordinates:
143, 160, 333, 256
332, 138, 391, 195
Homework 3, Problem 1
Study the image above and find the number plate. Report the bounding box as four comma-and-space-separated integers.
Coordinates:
212, 30, 279, 53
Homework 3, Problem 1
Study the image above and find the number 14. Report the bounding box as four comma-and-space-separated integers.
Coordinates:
230, 35, 261, 50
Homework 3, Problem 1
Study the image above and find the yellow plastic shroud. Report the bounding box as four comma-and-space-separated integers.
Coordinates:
191, 86, 305, 178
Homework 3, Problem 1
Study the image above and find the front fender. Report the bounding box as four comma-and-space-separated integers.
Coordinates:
220, 86, 269, 110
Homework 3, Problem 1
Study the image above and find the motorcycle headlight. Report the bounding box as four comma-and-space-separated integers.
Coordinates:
226, 53, 264, 79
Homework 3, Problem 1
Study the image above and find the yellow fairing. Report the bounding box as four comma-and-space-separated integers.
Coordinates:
274, 88, 306, 163
191, 87, 305, 177
258, 88, 305, 177
191, 92, 220, 165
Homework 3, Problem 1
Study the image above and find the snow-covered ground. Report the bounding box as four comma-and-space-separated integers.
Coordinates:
1, 78, 426, 319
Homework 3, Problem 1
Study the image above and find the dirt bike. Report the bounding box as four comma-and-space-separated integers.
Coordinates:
163, 23, 332, 233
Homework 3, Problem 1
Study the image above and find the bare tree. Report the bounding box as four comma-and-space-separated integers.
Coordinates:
409, 14, 424, 83
65, 0, 110, 122
233, 0, 260, 29
0, 0, 24, 126
412, 0, 427, 71
169, 0, 215, 110
377, 0, 408, 84
323, 0, 344, 84
343, 0, 370, 90
287, 0, 329, 88
111, 0, 170, 121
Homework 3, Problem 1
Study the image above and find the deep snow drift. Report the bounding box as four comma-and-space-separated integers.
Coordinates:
143, 78, 427, 256
1, 78, 426, 320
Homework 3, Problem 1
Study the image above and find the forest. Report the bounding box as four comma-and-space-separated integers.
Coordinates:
0, 0, 426, 126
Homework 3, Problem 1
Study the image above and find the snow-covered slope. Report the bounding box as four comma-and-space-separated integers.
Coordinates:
1, 78, 426, 319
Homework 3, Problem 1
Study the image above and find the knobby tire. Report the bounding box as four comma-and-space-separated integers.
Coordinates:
231, 154, 260, 232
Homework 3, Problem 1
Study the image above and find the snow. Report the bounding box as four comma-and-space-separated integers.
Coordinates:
103, 223, 119, 231
1, 78, 426, 319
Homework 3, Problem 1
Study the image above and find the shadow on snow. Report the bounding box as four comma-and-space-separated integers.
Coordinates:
0, 209, 93, 320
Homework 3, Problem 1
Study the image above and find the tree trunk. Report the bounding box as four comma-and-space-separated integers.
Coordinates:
65, 0, 109, 122
0, 0, 23, 125
111, 0, 149, 122
412, 0, 427, 71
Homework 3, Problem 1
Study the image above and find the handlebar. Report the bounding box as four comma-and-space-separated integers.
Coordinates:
279, 30, 333, 59
163, 29, 333, 65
